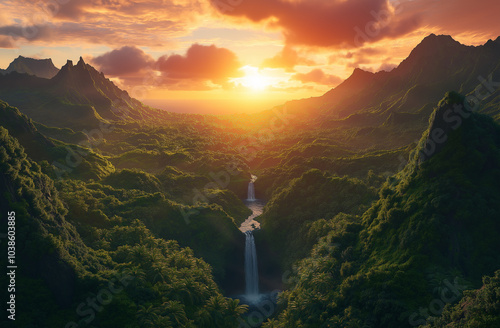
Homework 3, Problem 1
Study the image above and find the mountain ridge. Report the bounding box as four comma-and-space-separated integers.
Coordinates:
2, 55, 59, 79
0, 56, 165, 130
274, 34, 500, 133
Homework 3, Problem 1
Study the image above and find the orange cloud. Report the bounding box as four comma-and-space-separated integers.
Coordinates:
262, 46, 315, 71
54, 0, 87, 20
292, 68, 343, 86
346, 48, 387, 68
157, 44, 242, 83
0, 36, 15, 48
0, 0, 206, 47
90, 43, 244, 90
343, 47, 386, 60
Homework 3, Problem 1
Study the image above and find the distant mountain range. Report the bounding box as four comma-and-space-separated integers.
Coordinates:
0, 56, 166, 130
283, 34, 500, 129
0, 55, 59, 79
1, 34, 499, 145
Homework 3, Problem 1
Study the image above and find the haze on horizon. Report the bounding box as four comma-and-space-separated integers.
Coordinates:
1, 0, 499, 114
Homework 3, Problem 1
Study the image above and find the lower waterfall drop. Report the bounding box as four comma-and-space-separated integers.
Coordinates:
245, 231, 259, 296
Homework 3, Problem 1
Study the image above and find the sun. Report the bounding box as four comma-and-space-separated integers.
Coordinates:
243, 74, 269, 91
234, 66, 272, 91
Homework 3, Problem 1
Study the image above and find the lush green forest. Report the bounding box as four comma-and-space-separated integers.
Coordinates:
261, 93, 500, 327
1, 35, 500, 327
0, 126, 248, 327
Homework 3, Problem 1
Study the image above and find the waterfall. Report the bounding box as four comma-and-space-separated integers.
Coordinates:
247, 174, 257, 201
245, 231, 259, 296
247, 182, 256, 201
243, 174, 260, 299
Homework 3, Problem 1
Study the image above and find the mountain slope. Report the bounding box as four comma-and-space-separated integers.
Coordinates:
320, 34, 500, 121
424, 270, 500, 328
0, 99, 115, 180
52, 57, 155, 121
0, 126, 248, 327
0, 126, 96, 323
0, 99, 55, 160
265, 92, 500, 328
4, 55, 59, 79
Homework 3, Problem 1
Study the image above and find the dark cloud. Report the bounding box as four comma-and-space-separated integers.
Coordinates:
0, 24, 53, 41
0, 20, 170, 49
292, 68, 343, 86
211, 0, 421, 48
90, 46, 154, 76
53, 0, 88, 20
46, 0, 205, 22
157, 43, 242, 83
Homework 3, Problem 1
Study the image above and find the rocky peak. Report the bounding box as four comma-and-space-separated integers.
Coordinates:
4, 55, 60, 79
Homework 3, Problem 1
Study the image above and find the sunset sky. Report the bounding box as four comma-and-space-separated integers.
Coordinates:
1, 0, 500, 114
